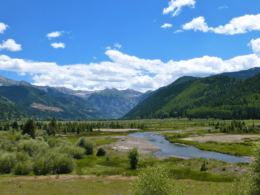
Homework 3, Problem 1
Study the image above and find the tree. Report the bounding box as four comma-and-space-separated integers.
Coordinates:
127, 147, 139, 169
129, 166, 184, 195
22, 118, 36, 139
12, 121, 19, 130
77, 126, 80, 134
49, 117, 57, 136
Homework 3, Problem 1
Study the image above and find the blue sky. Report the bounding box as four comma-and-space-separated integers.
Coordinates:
0, 0, 260, 92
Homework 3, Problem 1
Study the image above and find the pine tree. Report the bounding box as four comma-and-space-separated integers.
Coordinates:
49, 117, 57, 136
22, 118, 36, 139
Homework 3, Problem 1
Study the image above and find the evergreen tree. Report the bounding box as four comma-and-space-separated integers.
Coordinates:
49, 117, 57, 136
22, 118, 36, 139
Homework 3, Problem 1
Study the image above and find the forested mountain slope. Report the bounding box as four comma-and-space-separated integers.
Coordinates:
123, 74, 260, 120
86, 88, 144, 119
0, 95, 30, 120
0, 86, 106, 121
123, 76, 199, 119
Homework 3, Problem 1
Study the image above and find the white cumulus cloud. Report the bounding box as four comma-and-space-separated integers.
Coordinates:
51, 42, 65, 49
163, 0, 196, 17
249, 38, 260, 57
174, 30, 183, 33
0, 41, 260, 92
106, 46, 111, 50
47, 31, 64, 39
114, 43, 122, 49
182, 14, 260, 35
161, 23, 173, 29
0, 22, 8, 34
0, 39, 22, 51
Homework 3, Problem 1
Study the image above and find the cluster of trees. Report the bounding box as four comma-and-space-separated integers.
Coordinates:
218, 120, 259, 134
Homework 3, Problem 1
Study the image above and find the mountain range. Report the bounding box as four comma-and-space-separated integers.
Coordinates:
1, 67, 260, 121
0, 75, 152, 120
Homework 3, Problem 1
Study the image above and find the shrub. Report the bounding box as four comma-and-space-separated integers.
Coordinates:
75, 137, 95, 155
13, 161, 33, 175
71, 146, 85, 159
106, 156, 110, 161
52, 153, 75, 174
96, 148, 106, 156
129, 166, 184, 195
33, 151, 75, 175
18, 139, 49, 156
222, 167, 226, 171
33, 153, 53, 175
127, 147, 139, 169
0, 151, 17, 174
47, 137, 63, 147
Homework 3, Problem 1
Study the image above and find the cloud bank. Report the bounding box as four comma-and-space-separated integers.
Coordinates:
182, 14, 260, 35
163, 0, 196, 17
0, 43, 259, 92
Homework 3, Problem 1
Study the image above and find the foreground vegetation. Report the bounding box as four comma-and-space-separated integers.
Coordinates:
0, 117, 260, 194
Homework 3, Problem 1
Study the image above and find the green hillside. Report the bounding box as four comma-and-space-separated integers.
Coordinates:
123, 74, 260, 120
123, 76, 199, 119
0, 86, 106, 121
0, 95, 30, 121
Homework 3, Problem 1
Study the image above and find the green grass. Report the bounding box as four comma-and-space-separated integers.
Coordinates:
0, 175, 234, 195
95, 138, 119, 146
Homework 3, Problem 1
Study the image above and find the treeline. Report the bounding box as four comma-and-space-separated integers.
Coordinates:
0, 118, 146, 134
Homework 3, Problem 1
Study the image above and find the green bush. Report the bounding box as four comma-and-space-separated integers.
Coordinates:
33, 153, 53, 175
47, 137, 63, 147
127, 147, 139, 169
72, 146, 85, 159
106, 156, 110, 161
75, 137, 95, 155
33, 151, 75, 175
13, 161, 33, 175
52, 153, 75, 174
129, 166, 184, 195
0, 151, 17, 174
18, 139, 49, 156
96, 148, 106, 156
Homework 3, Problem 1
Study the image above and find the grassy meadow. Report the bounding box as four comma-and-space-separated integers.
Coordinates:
0, 117, 259, 194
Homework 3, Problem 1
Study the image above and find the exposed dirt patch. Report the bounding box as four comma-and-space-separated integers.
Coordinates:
102, 135, 161, 154
30, 103, 63, 112
180, 134, 260, 143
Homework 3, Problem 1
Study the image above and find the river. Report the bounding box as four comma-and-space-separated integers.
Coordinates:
130, 132, 251, 163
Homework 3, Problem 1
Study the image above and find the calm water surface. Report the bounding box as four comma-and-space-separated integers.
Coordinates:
130, 132, 251, 163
